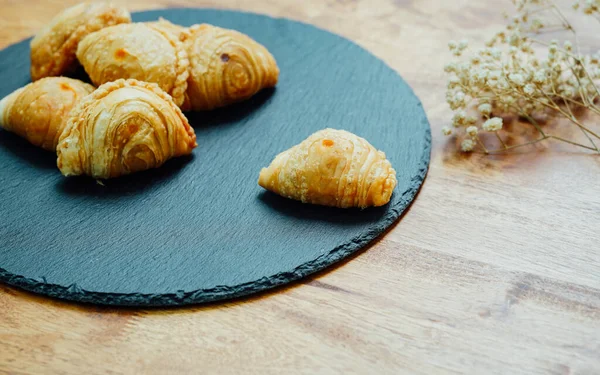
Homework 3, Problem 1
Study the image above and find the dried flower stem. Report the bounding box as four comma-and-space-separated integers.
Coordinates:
486, 137, 549, 153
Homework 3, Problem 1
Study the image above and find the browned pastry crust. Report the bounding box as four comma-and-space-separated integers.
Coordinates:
57, 79, 197, 179
30, 2, 131, 81
0, 77, 95, 151
76, 23, 190, 107
183, 24, 279, 111
259, 129, 397, 208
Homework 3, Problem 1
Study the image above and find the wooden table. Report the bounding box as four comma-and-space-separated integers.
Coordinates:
1, 0, 599, 374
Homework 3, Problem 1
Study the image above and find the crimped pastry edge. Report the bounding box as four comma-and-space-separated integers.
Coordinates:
146, 23, 190, 108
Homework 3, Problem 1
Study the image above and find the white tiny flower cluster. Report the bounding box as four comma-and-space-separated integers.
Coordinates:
574, 0, 600, 15
482, 117, 503, 132
448, 39, 469, 57
442, 0, 600, 152
461, 138, 475, 152
466, 126, 478, 137
478, 103, 492, 116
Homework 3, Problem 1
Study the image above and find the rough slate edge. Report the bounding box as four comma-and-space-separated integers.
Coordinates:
0, 8, 432, 307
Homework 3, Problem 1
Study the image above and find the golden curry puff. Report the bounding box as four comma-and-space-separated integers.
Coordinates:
0, 77, 95, 151
183, 24, 279, 111
258, 129, 397, 209
30, 2, 131, 81
57, 79, 197, 179
76, 23, 189, 107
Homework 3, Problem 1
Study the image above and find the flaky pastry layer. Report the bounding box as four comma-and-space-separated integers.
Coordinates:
76, 23, 189, 107
0, 77, 94, 151
183, 24, 279, 111
259, 129, 397, 208
30, 2, 131, 80
57, 79, 197, 179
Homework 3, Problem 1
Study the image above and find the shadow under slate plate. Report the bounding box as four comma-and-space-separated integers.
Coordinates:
0, 9, 431, 306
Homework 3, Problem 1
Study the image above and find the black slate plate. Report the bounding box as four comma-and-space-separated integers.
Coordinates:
0, 8, 431, 306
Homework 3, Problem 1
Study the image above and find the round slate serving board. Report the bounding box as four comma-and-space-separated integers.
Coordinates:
0, 8, 431, 306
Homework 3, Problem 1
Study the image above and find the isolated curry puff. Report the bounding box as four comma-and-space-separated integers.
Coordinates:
30, 2, 131, 80
258, 129, 397, 209
183, 24, 279, 111
76, 23, 190, 107
0, 77, 94, 151
57, 79, 197, 179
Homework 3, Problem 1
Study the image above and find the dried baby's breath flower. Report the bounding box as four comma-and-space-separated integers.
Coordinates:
478, 103, 492, 116
465, 116, 478, 126
533, 69, 547, 83
447, 76, 460, 89
509, 73, 526, 86
523, 83, 536, 95
578, 0, 600, 15
531, 18, 544, 31
466, 126, 479, 137
482, 117, 503, 132
448, 92, 467, 110
444, 63, 457, 73
442, 126, 453, 136
461, 138, 475, 152
443, 0, 600, 153
452, 110, 467, 127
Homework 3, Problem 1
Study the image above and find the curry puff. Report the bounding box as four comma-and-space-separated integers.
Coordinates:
76, 23, 190, 107
183, 24, 279, 111
57, 79, 197, 179
0, 77, 94, 151
258, 129, 397, 209
30, 2, 131, 81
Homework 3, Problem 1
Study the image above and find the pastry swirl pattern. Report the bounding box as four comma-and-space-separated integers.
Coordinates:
259, 129, 397, 208
184, 24, 279, 111
57, 79, 197, 179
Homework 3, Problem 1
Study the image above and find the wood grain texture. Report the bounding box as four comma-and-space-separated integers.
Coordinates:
0, 0, 599, 374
